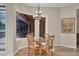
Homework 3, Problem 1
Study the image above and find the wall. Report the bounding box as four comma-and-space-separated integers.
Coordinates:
77, 9, 79, 33
16, 38, 28, 51
6, 4, 16, 55
60, 4, 79, 48
16, 4, 79, 51
5, 4, 79, 55
16, 4, 61, 47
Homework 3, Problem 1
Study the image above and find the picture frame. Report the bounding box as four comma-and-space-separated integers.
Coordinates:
61, 17, 75, 33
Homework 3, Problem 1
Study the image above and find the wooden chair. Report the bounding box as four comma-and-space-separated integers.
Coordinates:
47, 34, 55, 55
27, 33, 40, 55
32, 37, 46, 55
39, 37, 46, 55
27, 33, 35, 55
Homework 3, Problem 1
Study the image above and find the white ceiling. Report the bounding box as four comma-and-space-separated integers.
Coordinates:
25, 3, 78, 8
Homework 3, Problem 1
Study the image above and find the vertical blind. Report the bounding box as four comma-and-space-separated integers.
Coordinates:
0, 5, 6, 43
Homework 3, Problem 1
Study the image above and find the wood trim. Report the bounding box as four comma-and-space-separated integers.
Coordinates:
39, 17, 45, 38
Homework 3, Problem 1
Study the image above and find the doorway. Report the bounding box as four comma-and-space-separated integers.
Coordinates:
77, 9, 79, 48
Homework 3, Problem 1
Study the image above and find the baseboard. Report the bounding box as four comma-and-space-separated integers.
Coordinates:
54, 44, 76, 49
53, 44, 61, 47
60, 44, 76, 49
6, 53, 14, 56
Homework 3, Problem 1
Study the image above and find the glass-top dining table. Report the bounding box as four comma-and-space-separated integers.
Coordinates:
31, 37, 54, 56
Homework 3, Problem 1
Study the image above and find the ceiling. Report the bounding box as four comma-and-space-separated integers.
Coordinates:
25, 3, 78, 8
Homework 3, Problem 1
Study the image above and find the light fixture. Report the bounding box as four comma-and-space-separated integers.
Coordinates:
34, 3, 42, 20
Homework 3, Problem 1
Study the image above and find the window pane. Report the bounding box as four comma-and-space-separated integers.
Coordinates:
0, 6, 6, 43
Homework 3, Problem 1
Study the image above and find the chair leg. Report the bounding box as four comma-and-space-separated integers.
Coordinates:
51, 51, 53, 56
28, 47, 30, 56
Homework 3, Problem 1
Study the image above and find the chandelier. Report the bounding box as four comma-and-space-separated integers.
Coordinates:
34, 3, 42, 20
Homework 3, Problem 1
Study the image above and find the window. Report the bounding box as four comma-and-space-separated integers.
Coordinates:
0, 5, 6, 43
16, 12, 29, 38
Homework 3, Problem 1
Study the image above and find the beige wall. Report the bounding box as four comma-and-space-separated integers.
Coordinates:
5, 4, 79, 55
16, 38, 28, 50
6, 4, 16, 55
16, 4, 79, 49
16, 4, 61, 46
60, 4, 79, 48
